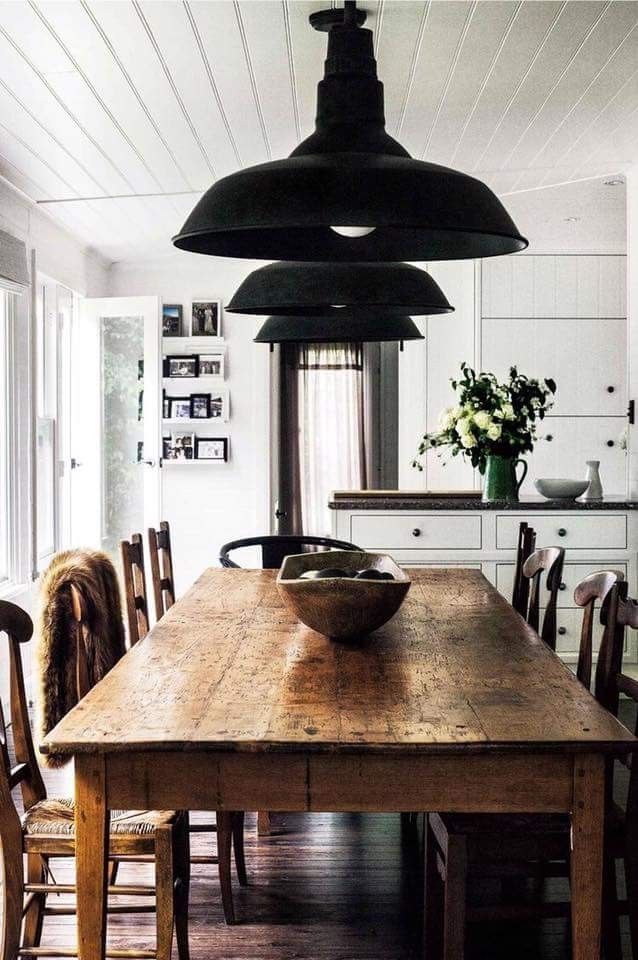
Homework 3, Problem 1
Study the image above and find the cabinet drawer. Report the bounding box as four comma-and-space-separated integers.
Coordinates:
553, 608, 629, 659
496, 561, 627, 608
350, 514, 482, 550
496, 514, 627, 550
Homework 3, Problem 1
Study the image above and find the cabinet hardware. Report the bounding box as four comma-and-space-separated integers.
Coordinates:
559, 582, 566, 591
412, 528, 421, 537
629, 399, 635, 425
607, 386, 615, 393
274, 508, 287, 520
607, 440, 615, 447
557, 528, 567, 537
545, 434, 553, 441
558, 626, 567, 636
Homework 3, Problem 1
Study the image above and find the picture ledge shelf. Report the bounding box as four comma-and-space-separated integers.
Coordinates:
162, 459, 226, 466
162, 418, 227, 424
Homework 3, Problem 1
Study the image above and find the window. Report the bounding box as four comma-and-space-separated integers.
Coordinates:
279, 343, 368, 536
0, 292, 9, 583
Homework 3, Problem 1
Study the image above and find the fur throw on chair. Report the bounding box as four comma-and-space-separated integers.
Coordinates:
37, 549, 126, 767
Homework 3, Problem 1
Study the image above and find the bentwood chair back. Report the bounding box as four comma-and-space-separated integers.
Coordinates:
573, 569, 625, 691
120, 534, 150, 645
522, 546, 565, 649
0, 599, 190, 960
148, 521, 176, 621
219, 534, 361, 569
512, 522, 536, 616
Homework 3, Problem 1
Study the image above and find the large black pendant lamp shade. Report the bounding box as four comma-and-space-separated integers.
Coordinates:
173, 2, 527, 262
254, 313, 423, 344
227, 262, 454, 318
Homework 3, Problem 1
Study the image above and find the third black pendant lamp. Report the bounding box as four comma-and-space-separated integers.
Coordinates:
253, 313, 424, 344
173, 1, 527, 262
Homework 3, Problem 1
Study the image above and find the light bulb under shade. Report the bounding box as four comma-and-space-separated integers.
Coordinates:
330, 226, 376, 238
227, 261, 454, 318
254, 314, 424, 344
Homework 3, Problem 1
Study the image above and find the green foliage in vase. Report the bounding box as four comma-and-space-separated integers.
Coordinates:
412, 363, 556, 474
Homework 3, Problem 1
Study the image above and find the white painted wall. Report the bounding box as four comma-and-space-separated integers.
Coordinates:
107, 252, 271, 592
627, 166, 638, 499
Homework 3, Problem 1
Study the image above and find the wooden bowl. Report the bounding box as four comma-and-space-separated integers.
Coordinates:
276, 551, 411, 640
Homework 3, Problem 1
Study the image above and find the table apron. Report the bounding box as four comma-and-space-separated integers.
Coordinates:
102, 750, 576, 813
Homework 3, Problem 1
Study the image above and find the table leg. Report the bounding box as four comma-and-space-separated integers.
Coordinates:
75, 754, 109, 960
570, 754, 605, 960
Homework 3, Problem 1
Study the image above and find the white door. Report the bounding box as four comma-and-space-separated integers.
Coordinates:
71, 296, 161, 558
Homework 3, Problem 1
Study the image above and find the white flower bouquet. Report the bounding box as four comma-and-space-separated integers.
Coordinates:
412, 363, 556, 474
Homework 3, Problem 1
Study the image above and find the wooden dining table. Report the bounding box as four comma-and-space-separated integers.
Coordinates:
42, 567, 638, 960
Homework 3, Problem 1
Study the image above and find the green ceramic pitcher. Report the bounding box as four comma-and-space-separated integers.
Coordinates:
482, 455, 528, 503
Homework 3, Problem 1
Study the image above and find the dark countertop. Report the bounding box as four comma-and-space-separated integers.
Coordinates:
328, 494, 638, 511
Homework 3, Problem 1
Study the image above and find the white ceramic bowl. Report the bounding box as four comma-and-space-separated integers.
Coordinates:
534, 478, 589, 501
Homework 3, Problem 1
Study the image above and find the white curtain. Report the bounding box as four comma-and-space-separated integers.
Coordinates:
296, 343, 367, 535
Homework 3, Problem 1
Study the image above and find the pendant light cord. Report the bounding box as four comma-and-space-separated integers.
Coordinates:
343, 1, 357, 28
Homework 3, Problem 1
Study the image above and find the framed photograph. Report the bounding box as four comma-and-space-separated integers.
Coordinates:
195, 437, 228, 462
162, 391, 170, 419
190, 394, 210, 419
162, 304, 183, 337
170, 432, 195, 461
165, 355, 199, 378
209, 390, 229, 421
168, 396, 191, 420
191, 300, 221, 337
162, 436, 174, 460
198, 352, 225, 378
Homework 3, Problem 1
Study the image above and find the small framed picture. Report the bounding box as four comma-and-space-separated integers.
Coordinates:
162, 304, 183, 337
169, 396, 191, 420
162, 391, 170, 419
165, 355, 198, 378
195, 437, 228, 461
191, 300, 221, 337
198, 352, 225, 378
190, 394, 210, 419
171, 432, 195, 461
162, 436, 173, 459
209, 390, 229, 421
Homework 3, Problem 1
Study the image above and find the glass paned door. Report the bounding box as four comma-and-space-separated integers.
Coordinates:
74, 297, 160, 560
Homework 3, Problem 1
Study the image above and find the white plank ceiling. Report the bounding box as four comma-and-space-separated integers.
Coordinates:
0, 0, 636, 262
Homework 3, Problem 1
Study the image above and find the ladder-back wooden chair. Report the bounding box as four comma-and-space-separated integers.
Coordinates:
122, 533, 246, 923
424, 568, 627, 960
511, 521, 536, 616
522, 545, 565, 649
148, 522, 176, 622
0, 598, 190, 960
120, 534, 150, 645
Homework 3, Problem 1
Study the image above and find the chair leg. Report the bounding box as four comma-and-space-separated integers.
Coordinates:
21, 853, 46, 960
602, 850, 621, 960
155, 825, 175, 960
172, 815, 190, 960
626, 832, 638, 960
107, 860, 119, 886
232, 812, 248, 887
257, 811, 272, 836
216, 811, 235, 925
423, 818, 442, 960
442, 834, 467, 960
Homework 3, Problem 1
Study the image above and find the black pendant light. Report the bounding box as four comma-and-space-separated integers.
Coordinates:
253, 313, 423, 344
227, 261, 454, 318
173, 2, 527, 262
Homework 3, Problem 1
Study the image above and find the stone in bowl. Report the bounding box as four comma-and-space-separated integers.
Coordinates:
534, 478, 590, 501
276, 550, 410, 641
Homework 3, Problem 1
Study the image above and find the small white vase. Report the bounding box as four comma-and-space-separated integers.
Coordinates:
582, 460, 603, 501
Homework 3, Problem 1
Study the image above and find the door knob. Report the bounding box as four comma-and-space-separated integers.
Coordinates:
141, 459, 155, 467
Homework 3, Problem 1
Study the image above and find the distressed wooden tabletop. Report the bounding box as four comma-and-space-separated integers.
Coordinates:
42, 568, 637, 757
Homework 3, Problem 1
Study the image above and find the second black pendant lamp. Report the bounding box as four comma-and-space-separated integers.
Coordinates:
174, 1, 527, 262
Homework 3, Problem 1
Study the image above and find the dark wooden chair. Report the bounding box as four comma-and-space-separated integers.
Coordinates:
511, 521, 536, 616
522, 545, 565, 649
120, 534, 150, 646
148, 522, 176, 621
121, 533, 246, 924
219, 534, 360, 570
0, 598, 190, 960
424, 569, 626, 960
